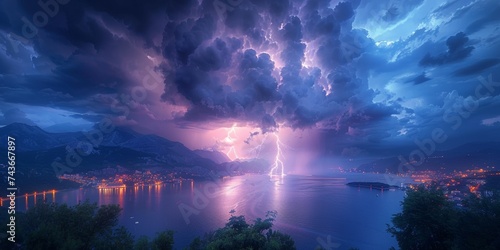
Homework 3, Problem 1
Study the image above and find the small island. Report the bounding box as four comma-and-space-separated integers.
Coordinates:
346, 182, 399, 190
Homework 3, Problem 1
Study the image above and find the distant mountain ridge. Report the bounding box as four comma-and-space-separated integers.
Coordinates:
357, 142, 500, 173
0, 123, 229, 194
0, 123, 83, 151
194, 149, 231, 164
0, 122, 223, 170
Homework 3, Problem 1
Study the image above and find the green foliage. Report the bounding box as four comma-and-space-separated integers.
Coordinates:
151, 230, 175, 250
1, 203, 297, 250
135, 236, 151, 250
387, 185, 456, 250
187, 210, 295, 250
93, 226, 135, 250
0, 201, 126, 250
187, 237, 203, 250
388, 186, 500, 250
454, 192, 500, 250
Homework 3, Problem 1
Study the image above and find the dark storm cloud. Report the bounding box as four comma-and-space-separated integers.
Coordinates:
453, 58, 500, 77
42, 0, 195, 43
224, 7, 265, 44
406, 72, 431, 85
167, 15, 217, 62
302, 8, 340, 40
277, 16, 306, 122
0, 0, 393, 136
238, 51, 281, 102
188, 38, 240, 71
159, 1, 275, 128
0, 74, 80, 107
261, 114, 277, 133
354, 0, 423, 26
382, 0, 424, 23
332, 2, 355, 22
313, 3, 359, 68
0, 71, 117, 109
172, 44, 281, 124
157, 0, 392, 135
160, 7, 281, 125
3, 0, 496, 160
272, 3, 386, 130
0, 53, 11, 74
0, 0, 179, 123
431, 0, 459, 14
53, 55, 134, 94
279, 2, 394, 132
244, 130, 260, 144
69, 113, 103, 122
259, 0, 291, 22
419, 32, 474, 66
381, 6, 400, 22
465, 5, 500, 34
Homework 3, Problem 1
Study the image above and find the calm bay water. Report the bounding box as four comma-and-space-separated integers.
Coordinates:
17, 173, 407, 250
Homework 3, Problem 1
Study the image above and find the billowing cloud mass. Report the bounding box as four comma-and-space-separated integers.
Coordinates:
0, 0, 499, 164
419, 32, 474, 66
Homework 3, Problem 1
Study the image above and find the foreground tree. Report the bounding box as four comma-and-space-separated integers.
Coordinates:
389, 185, 500, 250
187, 211, 296, 250
387, 185, 456, 250
0, 202, 297, 250
151, 230, 175, 250
454, 193, 500, 250
0, 201, 133, 250
93, 226, 135, 250
135, 236, 151, 250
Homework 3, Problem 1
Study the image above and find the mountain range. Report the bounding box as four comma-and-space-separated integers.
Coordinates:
0, 123, 222, 169
193, 149, 231, 164
357, 141, 500, 173
0, 123, 234, 194
1, 123, 498, 194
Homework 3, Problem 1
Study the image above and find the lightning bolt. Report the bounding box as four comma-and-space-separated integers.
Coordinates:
269, 133, 285, 177
251, 133, 269, 158
224, 123, 239, 160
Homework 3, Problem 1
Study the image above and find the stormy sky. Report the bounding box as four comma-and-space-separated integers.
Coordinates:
0, 0, 499, 170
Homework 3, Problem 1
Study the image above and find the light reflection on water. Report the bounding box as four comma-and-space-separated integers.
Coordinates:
10, 174, 406, 250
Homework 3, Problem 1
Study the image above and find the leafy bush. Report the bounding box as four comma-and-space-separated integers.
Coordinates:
186, 210, 296, 250
388, 186, 500, 250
